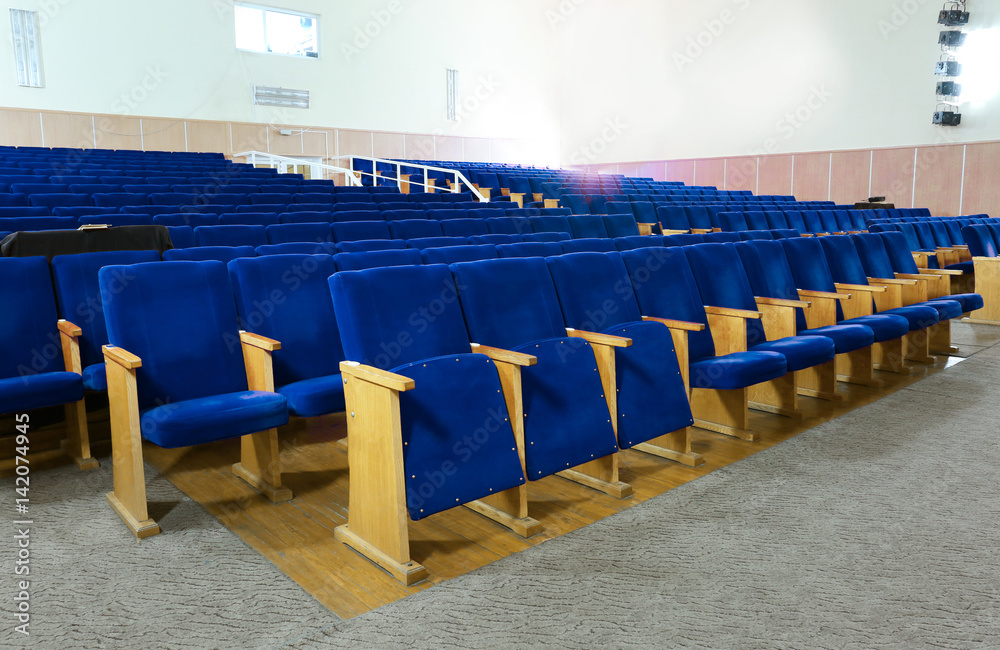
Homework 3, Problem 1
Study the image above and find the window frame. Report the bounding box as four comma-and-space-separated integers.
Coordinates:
234, 3, 320, 60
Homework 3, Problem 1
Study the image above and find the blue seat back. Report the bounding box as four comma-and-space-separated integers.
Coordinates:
229, 255, 343, 386
329, 264, 470, 369
333, 249, 422, 271
1, 257, 69, 379
818, 235, 871, 285
162, 246, 256, 263
100, 261, 249, 410
619, 247, 716, 362
684, 243, 767, 347
52, 251, 164, 370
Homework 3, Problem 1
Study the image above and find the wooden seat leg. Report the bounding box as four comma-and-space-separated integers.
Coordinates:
749, 371, 802, 419
465, 358, 542, 537
633, 427, 705, 467
62, 400, 98, 470
336, 363, 428, 586
692, 387, 754, 441
555, 335, 632, 498
929, 320, 958, 355
835, 347, 883, 387
103, 345, 159, 539
796, 359, 842, 401
903, 328, 936, 364
872, 338, 913, 374
233, 429, 292, 503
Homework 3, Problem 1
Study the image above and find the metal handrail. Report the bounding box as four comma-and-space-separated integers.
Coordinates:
328, 155, 487, 202
231, 151, 363, 186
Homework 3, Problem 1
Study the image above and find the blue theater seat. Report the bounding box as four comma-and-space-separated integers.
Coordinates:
220, 213, 280, 227
333, 249, 422, 271
256, 242, 338, 256
420, 245, 498, 264
441, 219, 489, 237
560, 238, 616, 253
619, 246, 787, 440
406, 236, 468, 249
229, 255, 346, 419
1, 257, 92, 468
545, 251, 698, 464
335, 239, 405, 253
329, 264, 529, 574
266, 223, 334, 245
194, 225, 268, 248
497, 242, 563, 258
163, 246, 256, 264
100, 260, 291, 538
332, 221, 391, 242
389, 219, 442, 240
602, 214, 641, 238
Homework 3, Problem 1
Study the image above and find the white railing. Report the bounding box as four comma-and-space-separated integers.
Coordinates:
328, 155, 486, 202
232, 151, 363, 187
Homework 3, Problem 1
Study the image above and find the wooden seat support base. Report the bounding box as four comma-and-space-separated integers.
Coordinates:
335, 525, 428, 586
749, 372, 803, 420
692, 387, 755, 441
633, 427, 705, 467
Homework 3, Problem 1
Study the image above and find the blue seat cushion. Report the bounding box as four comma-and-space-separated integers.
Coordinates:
799, 324, 874, 354
749, 336, 835, 372
942, 293, 983, 313
922, 299, 963, 321
843, 314, 909, 342
880, 304, 940, 331
140, 391, 289, 449
689, 351, 787, 391
944, 261, 974, 274
0, 372, 84, 414
82, 363, 107, 392
278, 374, 345, 418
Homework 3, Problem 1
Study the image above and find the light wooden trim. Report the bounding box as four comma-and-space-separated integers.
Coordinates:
661, 229, 689, 236
103, 345, 142, 370
240, 331, 281, 352
703, 305, 762, 319
797, 289, 850, 301
336, 365, 425, 585
637, 224, 655, 236
470, 343, 537, 367
641, 315, 705, 332
705, 311, 748, 356
339, 361, 415, 392
919, 268, 962, 276
754, 296, 810, 309
834, 283, 886, 293
756, 302, 799, 341
868, 277, 918, 286
57, 319, 82, 338
102, 344, 159, 539
565, 328, 632, 348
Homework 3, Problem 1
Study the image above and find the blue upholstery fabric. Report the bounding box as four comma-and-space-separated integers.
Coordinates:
140, 391, 287, 449
450, 258, 568, 348
689, 352, 788, 390
749, 336, 834, 372
389, 220, 442, 240
335, 239, 405, 253
514, 338, 619, 479
602, 214, 640, 238
229, 255, 345, 418
879, 304, 944, 331
393, 355, 526, 520
334, 249, 422, 271
836, 314, 908, 341
194, 225, 268, 247
332, 221, 391, 242
266, 223, 334, 244
100, 260, 288, 446
163, 246, 255, 263
329, 264, 471, 369
0, 373, 84, 414
567, 216, 608, 239
496, 242, 563, 258
561, 238, 616, 254
448, 258, 617, 477
52, 250, 162, 392
522, 232, 570, 243
798, 324, 874, 354
614, 236, 664, 251
256, 242, 338, 256
544, 253, 694, 446
420, 245, 497, 264
0, 257, 85, 413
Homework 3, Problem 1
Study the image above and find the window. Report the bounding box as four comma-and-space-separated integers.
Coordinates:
235, 4, 318, 58
10, 9, 43, 87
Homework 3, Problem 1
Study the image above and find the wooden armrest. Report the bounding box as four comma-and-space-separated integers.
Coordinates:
340, 361, 414, 391
103, 345, 142, 370
703, 305, 762, 319
868, 277, 918, 286
894, 273, 932, 281
470, 343, 537, 367
919, 268, 963, 276
661, 229, 689, 235
755, 296, 810, 309
637, 223, 654, 236
641, 315, 705, 331
57, 319, 82, 337
835, 283, 886, 293
566, 328, 632, 348
797, 289, 851, 301
240, 331, 281, 352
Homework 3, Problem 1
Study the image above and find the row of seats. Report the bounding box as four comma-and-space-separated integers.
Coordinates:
3, 223, 978, 580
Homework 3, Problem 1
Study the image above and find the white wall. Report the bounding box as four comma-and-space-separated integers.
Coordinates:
2, 1, 999, 166
554, 0, 1000, 164
0, 0, 561, 143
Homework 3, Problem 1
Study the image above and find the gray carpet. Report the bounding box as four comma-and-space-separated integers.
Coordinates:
4, 323, 1000, 649
0, 462, 338, 648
